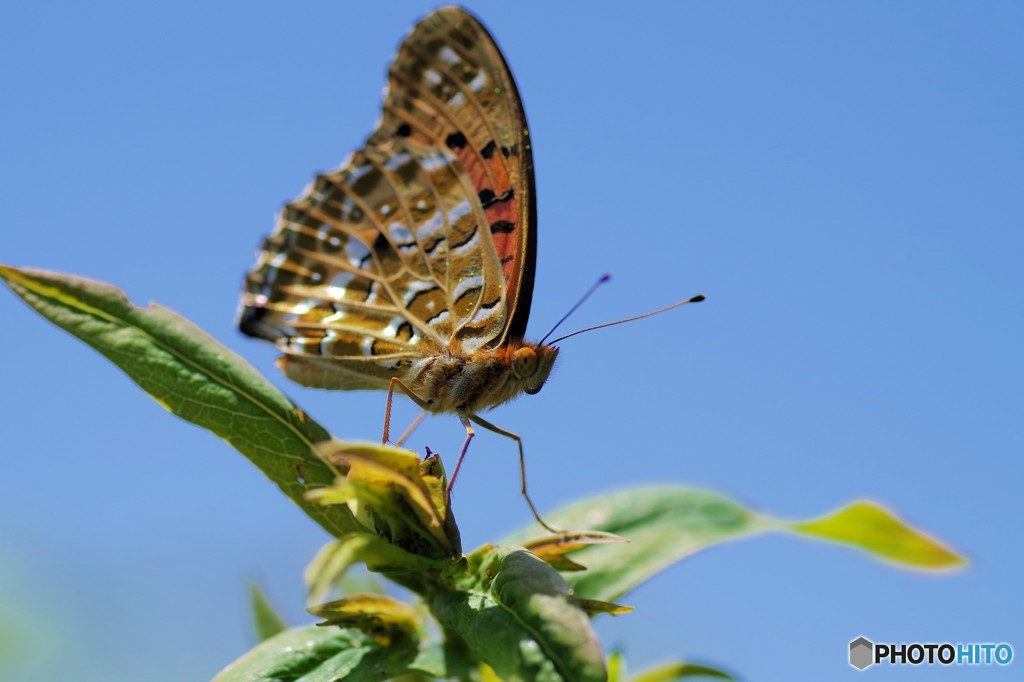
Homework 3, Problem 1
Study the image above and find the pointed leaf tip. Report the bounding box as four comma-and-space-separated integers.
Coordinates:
793, 501, 966, 570
248, 582, 287, 642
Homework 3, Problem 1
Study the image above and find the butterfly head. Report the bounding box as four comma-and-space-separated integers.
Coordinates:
511, 343, 558, 396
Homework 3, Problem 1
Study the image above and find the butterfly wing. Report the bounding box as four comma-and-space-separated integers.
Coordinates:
239, 7, 536, 390
371, 7, 537, 345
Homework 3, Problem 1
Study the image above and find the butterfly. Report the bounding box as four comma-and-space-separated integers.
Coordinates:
239, 6, 558, 528
239, 7, 703, 531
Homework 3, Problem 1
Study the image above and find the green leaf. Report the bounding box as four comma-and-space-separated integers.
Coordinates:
791, 501, 966, 570
248, 582, 287, 642
212, 624, 440, 681
430, 548, 606, 682
0, 266, 359, 537
506, 486, 965, 603
430, 591, 564, 682
490, 550, 606, 681
632, 661, 734, 682
508, 486, 769, 602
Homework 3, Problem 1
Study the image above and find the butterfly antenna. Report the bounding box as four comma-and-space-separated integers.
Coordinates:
549, 293, 705, 345
538, 274, 612, 346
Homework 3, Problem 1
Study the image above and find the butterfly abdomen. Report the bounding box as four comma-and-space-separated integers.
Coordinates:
412, 342, 557, 416
413, 349, 513, 416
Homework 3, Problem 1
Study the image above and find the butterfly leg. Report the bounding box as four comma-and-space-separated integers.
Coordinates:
447, 417, 475, 497
383, 377, 430, 445
396, 410, 427, 447
469, 415, 561, 534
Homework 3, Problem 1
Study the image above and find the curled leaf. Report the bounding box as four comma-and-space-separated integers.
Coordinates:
314, 441, 461, 557
420, 451, 461, 548
539, 554, 589, 572
305, 535, 444, 603
574, 598, 633, 618
309, 593, 420, 646
523, 530, 627, 571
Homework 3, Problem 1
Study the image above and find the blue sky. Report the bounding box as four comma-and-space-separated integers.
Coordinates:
1, 2, 1021, 679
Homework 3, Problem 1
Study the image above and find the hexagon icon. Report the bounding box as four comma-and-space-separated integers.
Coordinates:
849, 637, 874, 670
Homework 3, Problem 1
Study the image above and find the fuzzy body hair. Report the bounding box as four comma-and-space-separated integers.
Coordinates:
278, 341, 558, 417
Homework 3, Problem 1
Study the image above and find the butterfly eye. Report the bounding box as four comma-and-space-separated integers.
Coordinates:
524, 385, 542, 395
512, 347, 539, 379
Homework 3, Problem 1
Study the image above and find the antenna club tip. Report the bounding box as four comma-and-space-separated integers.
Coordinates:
599, 273, 612, 283
689, 294, 706, 303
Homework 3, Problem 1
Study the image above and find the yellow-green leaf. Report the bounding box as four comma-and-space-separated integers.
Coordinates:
575, 598, 634, 618
308, 593, 419, 646
792, 501, 966, 570
315, 441, 461, 557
